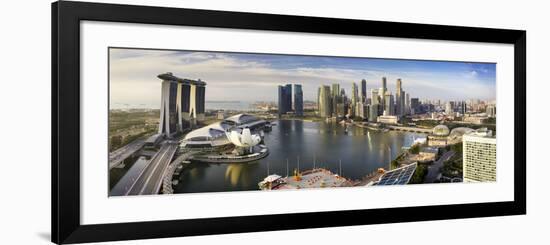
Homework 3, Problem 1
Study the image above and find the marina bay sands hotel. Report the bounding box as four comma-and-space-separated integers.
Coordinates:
158, 72, 206, 137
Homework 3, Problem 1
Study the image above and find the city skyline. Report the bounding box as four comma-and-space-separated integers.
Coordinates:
108, 53, 498, 196
110, 48, 496, 109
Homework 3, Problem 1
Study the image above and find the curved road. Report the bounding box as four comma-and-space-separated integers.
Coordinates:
126, 143, 178, 195
424, 150, 455, 183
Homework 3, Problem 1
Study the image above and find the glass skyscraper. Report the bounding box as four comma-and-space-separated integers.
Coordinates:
278, 84, 292, 117
361, 79, 367, 103
293, 84, 303, 116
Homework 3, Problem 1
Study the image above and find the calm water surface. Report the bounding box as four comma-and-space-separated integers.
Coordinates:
174, 120, 425, 193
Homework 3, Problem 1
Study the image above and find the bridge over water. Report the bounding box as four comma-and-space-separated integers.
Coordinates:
386, 125, 433, 134
108, 138, 146, 170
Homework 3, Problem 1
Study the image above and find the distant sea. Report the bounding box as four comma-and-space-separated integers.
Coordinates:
205, 101, 259, 111
110, 101, 267, 111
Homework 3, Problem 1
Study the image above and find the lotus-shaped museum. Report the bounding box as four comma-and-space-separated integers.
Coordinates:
226, 128, 262, 147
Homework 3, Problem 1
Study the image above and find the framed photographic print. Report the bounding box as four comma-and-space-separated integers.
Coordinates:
52, 1, 526, 244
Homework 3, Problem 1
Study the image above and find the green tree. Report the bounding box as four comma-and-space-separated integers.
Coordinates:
110, 135, 123, 151
409, 144, 420, 154
409, 164, 428, 184
451, 142, 463, 154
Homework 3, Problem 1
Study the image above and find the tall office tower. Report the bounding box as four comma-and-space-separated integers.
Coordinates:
336, 101, 345, 118
463, 129, 497, 182
371, 89, 379, 105
158, 72, 206, 137
351, 82, 359, 104
384, 91, 395, 116
279, 85, 285, 117
331, 94, 338, 117
368, 104, 379, 122
293, 84, 304, 116
318, 85, 332, 118
278, 84, 292, 117
378, 87, 385, 105
459, 101, 467, 115
317, 87, 321, 113
330, 83, 340, 117
395, 78, 404, 116
379, 77, 387, 111
355, 102, 368, 119
445, 101, 454, 115
331, 83, 341, 98
350, 82, 359, 116
486, 104, 496, 118
410, 98, 420, 114
333, 94, 345, 118
341, 88, 348, 116
361, 79, 367, 103
405, 93, 410, 115
382, 77, 387, 94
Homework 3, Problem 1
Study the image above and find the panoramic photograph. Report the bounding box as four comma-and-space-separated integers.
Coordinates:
108, 47, 497, 196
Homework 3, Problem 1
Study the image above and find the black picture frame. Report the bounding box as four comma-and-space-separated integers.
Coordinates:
52, 1, 526, 244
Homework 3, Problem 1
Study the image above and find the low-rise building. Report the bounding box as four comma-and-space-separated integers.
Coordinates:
463, 115, 489, 124
428, 124, 450, 147
377, 115, 398, 124
217, 111, 226, 120
182, 114, 268, 149
419, 147, 439, 161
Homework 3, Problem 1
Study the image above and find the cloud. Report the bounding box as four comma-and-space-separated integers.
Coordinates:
463, 70, 478, 79
109, 48, 496, 108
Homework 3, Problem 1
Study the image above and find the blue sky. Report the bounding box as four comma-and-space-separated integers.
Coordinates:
109, 48, 496, 109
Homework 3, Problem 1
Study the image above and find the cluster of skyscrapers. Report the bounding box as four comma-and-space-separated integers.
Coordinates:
411, 99, 495, 118
278, 84, 303, 117
316, 77, 412, 122
276, 78, 496, 125
158, 72, 206, 137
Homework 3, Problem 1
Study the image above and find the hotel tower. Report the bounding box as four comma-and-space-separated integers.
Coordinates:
158, 72, 206, 137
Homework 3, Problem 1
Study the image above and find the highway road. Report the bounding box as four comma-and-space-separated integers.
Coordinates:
424, 150, 455, 183
126, 143, 178, 195
109, 138, 146, 170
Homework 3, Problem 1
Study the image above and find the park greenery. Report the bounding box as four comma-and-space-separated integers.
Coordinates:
415, 120, 440, 128
409, 163, 429, 184
109, 109, 159, 133
441, 142, 463, 178
390, 153, 406, 170
409, 144, 421, 154
109, 109, 159, 151
109, 129, 156, 152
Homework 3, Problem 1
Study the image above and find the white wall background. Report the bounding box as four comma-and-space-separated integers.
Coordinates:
0, 0, 546, 244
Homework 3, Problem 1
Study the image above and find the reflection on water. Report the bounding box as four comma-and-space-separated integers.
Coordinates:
224, 163, 257, 187
174, 120, 425, 194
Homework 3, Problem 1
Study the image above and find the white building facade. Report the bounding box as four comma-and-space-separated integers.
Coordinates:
462, 130, 497, 182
